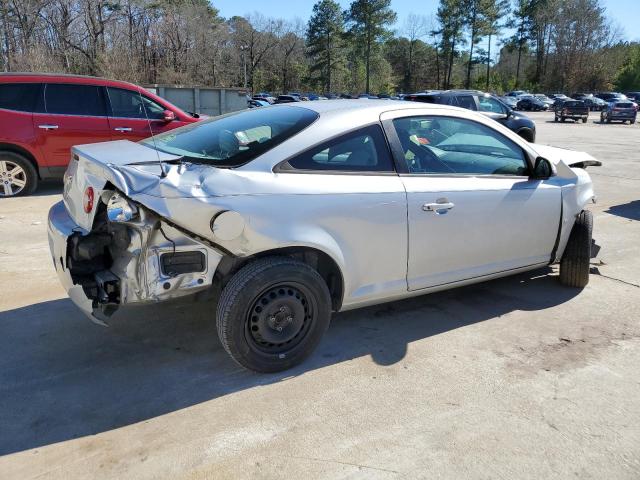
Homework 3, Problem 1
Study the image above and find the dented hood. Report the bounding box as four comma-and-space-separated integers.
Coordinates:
530, 143, 601, 169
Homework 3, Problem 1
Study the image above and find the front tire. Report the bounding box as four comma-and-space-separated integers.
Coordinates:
0, 151, 38, 197
216, 256, 332, 372
559, 210, 593, 288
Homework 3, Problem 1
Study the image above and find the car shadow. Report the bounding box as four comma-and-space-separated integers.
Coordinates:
0, 267, 580, 455
605, 200, 640, 221
32, 180, 63, 197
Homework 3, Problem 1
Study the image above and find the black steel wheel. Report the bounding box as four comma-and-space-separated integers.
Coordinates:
216, 256, 332, 372
245, 282, 315, 355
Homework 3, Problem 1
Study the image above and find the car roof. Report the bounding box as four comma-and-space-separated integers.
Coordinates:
275, 99, 451, 116
0, 72, 141, 89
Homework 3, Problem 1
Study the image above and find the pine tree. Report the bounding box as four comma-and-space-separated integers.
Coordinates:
306, 0, 345, 93
346, 0, 396, 94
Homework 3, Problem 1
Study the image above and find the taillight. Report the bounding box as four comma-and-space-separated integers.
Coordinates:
83, 186, 94, 213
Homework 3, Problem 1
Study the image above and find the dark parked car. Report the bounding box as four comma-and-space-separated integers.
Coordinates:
595, 92, 626, 102
600, 101, 637, 124
404, 90, 536, 142
554, 100, 589, 123
274, 95, 300, 104
624, 91, 640, 102
516, 96, 548, 111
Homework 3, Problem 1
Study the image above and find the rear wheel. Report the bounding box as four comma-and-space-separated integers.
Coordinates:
582, 117, 587, 123
559, 210, 593, 288
0, 151, 38, 197
216, 256, 332, 372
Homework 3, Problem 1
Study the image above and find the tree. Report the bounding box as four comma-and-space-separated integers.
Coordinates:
402, 13, 429, 92
482, 0, 510, 90
615, 44, 640, 91
346, 0, 396, 94
436, 0, 466, 89
507, 0, 534, 88
306, 0, 345, 93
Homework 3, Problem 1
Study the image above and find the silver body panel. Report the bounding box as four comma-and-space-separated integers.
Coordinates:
47, 100, 597, 319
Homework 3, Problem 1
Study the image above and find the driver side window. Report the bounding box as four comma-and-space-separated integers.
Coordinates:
478, 96, 506, 114
392, 116, 529, 176
107, 87, 166, 119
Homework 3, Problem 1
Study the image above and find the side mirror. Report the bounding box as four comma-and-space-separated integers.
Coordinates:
532, 157, 554, 179
163, 110, 176, 122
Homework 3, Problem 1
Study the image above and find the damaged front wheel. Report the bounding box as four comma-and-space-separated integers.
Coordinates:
216, 256, 331, 372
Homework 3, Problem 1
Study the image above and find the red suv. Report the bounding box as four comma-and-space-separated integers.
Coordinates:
0, 73, 202, 197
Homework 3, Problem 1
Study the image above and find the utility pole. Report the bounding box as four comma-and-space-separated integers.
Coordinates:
239, 45, 248, 91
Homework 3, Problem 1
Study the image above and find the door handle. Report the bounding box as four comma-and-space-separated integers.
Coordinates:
423, 200, 455, 213
114, 127, 133, 132
38, 124, 58, 130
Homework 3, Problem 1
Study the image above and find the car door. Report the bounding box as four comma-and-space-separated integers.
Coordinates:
106, 87, 180, 142
477, 95, 511, 128
382, 111, 561, 291
274, 124, 408, 306
32, 83, 112, 169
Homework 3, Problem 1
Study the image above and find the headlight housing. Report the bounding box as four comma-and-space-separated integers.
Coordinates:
107, 192, 138, 222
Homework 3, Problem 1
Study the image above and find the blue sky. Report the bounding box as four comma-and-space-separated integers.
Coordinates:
213, 0, 640, 41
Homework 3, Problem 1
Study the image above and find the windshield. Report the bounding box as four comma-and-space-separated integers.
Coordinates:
141, 106, 318, 167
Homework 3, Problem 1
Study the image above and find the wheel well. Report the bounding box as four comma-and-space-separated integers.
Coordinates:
517, 128, 534, 142
217, 247, 345, 311
0, 143, 40, 178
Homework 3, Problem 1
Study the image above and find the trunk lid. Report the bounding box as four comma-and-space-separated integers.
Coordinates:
63, 140, 181, 230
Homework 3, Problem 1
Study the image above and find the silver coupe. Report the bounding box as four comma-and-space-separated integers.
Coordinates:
48, 100, 600, 372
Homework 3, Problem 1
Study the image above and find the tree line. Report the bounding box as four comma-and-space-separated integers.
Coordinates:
0, 0, 638, 95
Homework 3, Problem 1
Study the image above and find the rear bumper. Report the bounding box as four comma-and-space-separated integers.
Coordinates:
47, 201, 94, 318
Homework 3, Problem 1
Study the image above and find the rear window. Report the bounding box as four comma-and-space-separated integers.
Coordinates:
0, 83, 39, 112
614, 103, 634, 108
142, 106, 318, 167
45, 84, 106, 116
564, 101, 583, 107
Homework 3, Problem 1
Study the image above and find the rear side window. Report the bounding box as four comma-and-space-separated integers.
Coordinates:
0, 83, 39, 112
453, 95, 477, 110
107, 87, 166, 119
143, 105, 318, 168
44, 84, 106, 116
285, 124, 394, 172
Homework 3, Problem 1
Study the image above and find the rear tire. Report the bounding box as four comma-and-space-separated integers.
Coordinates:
0, 151, 38, 197
216, 256, 332, 372
559, 210, 593, 288
582, 117, 587, 123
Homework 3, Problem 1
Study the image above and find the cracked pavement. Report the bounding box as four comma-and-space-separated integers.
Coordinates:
1, 112, 639, 479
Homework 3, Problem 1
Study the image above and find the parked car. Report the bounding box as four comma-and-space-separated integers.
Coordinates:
499, 96, 519, 109
274, 95, 300, 104
404, 90, 536, 141
595, 92, 626, 102
516, 96, 549, 111
554, 100, 589, 123
252, 93, 275, 104
549, 93, 569, 101
600, 100, 637, 124
47, 100, 600, 372
248, 99, 270, 108
624, 91, 640, 103
506, 90, 527, 97
582, 96, 607, 111
0, 73, 201, 197
534, 94, 555, 108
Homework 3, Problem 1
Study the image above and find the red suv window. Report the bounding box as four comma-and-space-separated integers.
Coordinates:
44, 83, 107, 116
0, 83, 40, 112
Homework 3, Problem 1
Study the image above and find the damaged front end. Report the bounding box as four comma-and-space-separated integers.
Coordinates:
50, 190, 223, 324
